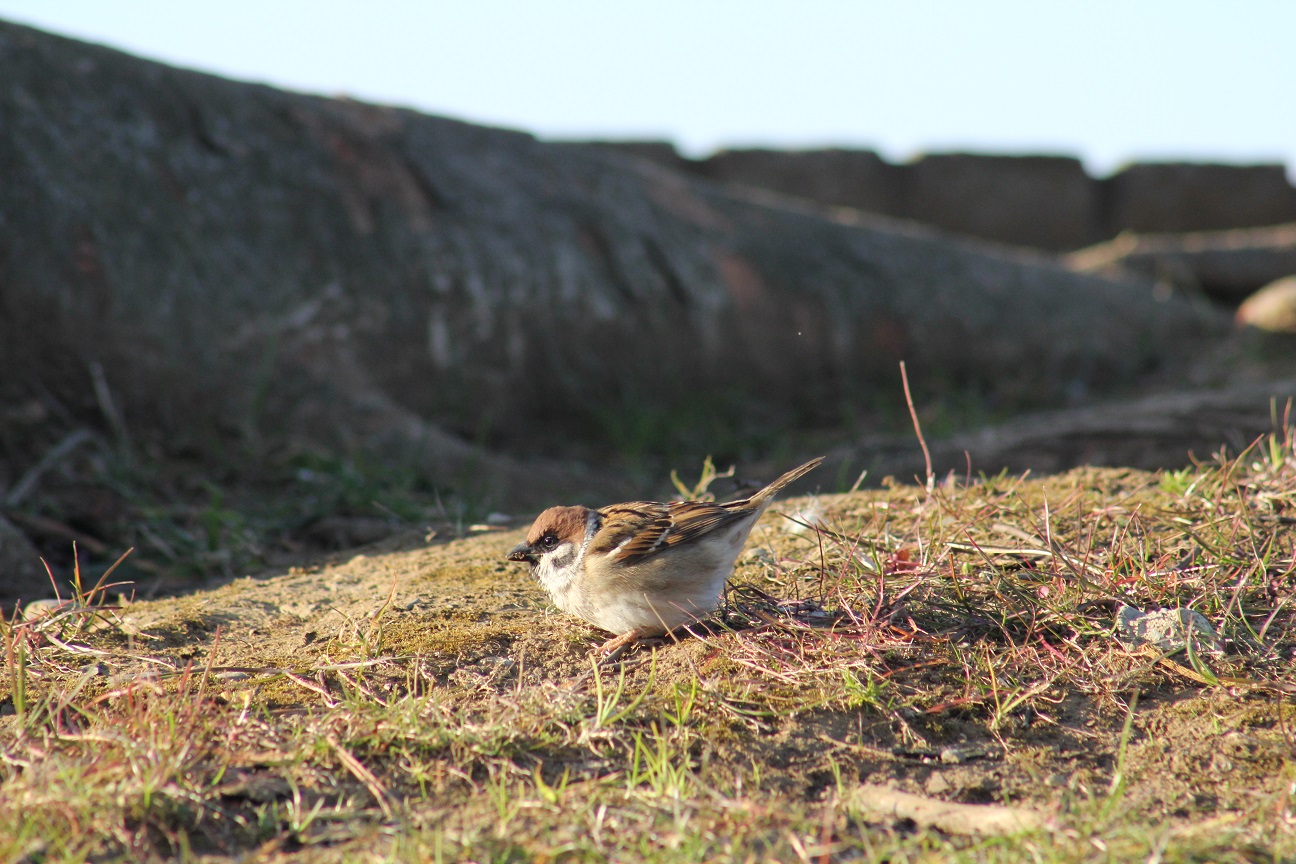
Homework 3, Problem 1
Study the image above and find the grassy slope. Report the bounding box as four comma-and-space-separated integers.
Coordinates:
2, 436, 1295, 862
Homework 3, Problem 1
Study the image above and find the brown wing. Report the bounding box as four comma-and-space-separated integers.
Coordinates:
587, 503, 672, 560
593, 499, 752, 564
586, 459, 823, 568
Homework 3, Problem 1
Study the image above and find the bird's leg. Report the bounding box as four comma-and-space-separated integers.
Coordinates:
597, 627, 660, 663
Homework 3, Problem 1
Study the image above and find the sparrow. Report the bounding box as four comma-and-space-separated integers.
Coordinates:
506, 456, 824, 656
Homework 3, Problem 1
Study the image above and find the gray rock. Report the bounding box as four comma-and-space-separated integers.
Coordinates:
0, 22, 1227, 511
1116, 605, 1223, 655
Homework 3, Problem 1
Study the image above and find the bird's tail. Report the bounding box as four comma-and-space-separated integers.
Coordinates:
746, 456, 825, 506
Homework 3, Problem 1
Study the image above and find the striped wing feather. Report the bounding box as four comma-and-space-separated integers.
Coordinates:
593, 501, 751, 563
588, 458, 824, 566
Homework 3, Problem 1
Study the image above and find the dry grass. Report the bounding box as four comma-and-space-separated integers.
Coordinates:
3, 430, 1296, 862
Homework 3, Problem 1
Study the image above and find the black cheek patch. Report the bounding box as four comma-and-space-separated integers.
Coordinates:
547, 544, 577, 570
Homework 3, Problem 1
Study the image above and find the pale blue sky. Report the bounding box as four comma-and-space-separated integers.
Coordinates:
2, 1, 1292, 176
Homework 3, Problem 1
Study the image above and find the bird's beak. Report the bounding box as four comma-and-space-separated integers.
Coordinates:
506, 542, 537, 565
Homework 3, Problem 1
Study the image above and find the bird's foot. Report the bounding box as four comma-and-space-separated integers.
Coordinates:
596, 628, 666, 664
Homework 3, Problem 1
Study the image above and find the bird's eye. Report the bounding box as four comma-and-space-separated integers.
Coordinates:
540, 534, 559, 550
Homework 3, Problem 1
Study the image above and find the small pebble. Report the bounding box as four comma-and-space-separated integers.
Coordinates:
940, 747, 966, 764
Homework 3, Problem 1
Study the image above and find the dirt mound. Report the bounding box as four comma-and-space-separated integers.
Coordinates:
3, 460, 1292, 860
